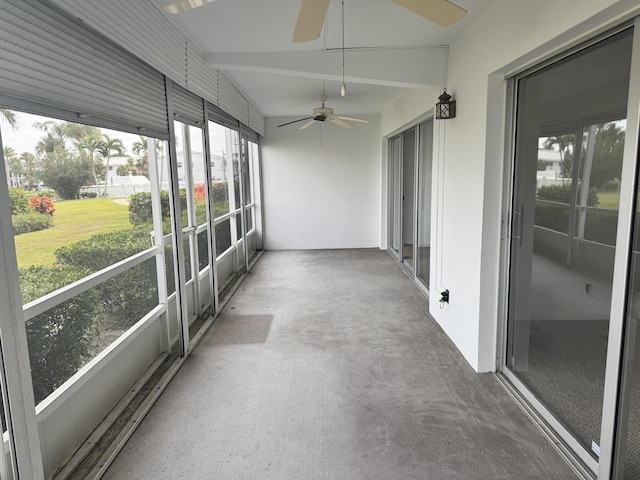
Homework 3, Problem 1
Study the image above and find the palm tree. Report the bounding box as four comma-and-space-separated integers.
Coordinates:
34, 120, 69, 153
4, 146, 22, 186
75, 134, 105, 187
117, 157, 140, 176
0, 109, 18, 130
20, 152, 38, 188
544, 135, 574, 184
97, 134, 125, 196
132, 135, 150, 178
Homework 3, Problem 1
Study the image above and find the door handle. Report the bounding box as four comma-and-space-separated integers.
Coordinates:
513, 204, 524, 247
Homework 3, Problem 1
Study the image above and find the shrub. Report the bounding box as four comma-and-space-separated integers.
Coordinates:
29, 195, 55, 216
584, 210, 619, 246
534, 202, 570, 234
12, 212, 54, 235
8, 188, 30, 215
56, 226, 153, 271
128, 190, 186, 226
80, 191, 98, 199
537, 184, 598, 207
212, 182, 228, 203
32, 189, 56, 199
55, 226, 159, 328
19, 265, 99, 404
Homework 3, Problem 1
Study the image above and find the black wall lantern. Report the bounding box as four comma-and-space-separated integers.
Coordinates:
436, 89, 456, 120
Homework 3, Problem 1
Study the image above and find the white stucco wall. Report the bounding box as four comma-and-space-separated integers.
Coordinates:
380, 0, 640, 372
261, 115, 381, 250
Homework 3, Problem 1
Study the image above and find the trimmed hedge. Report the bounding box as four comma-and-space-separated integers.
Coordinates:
13, 212, 54, 235
20, 265, 98, 404
537, 184, 598, 207
55, 226, 159, 328
128, 190, 188, 227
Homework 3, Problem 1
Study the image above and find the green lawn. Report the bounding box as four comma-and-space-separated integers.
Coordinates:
14, 198, 132, 268
597, 191, 620, 210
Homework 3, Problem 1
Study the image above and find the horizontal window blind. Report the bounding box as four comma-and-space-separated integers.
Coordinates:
240, 124, 259, 144
172, 83, 205, 126
207, 102, 239, 130
218, 72, 249, 126
0, 0, 169, 139
248, 104, 265, 138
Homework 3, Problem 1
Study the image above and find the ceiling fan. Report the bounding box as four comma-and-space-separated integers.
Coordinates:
277, 97, 368, 130
293, 0, 467, 42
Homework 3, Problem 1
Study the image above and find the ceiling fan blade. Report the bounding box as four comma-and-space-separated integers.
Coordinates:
331, 118, 353, 129
277, 117, 314, 128
163, 0, 216, 14
293, 0, 330, 42
337, 116, 368, 124
392, 0, 467, 27
299, 119, 317, 130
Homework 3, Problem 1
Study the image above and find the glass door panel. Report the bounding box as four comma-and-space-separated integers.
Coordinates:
389, 136, 401, 255
616, 231, 640, 479
416, 120, 433, 288
507, 28, 633, 467
402, 128, 416, 270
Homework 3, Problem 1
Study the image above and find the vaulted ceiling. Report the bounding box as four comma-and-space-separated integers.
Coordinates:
150, 0, 494, 119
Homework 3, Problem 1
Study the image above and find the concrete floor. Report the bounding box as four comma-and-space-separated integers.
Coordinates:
102, 249, 576, 480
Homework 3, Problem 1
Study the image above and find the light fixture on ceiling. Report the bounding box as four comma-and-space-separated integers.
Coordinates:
340, 0, 346, 97
436, 89, 456, 119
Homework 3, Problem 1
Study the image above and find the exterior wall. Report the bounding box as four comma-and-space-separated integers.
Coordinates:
380, 0, 638, 372
261, 115, 381, 250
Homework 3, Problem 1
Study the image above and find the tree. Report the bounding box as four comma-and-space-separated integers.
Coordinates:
117, 157, 139, 176
97, 134, 125, 196
544, 134, 575, 183
0, 109, 18, 130
590, 122, 625, 189
41, 149, 93, 199
76, 134, 106, 187
4, 146, 23, 187
132, 135, 150, 178
20, 152, 40, 189
34, 120, 72, 154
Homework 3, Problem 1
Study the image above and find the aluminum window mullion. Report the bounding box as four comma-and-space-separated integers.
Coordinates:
599, 19, 640, 480
203, 108, 220, 315
166, 79, 190, 357
0, 135, 45, 479
23, 246, 160, 321
148, 137, 170, 352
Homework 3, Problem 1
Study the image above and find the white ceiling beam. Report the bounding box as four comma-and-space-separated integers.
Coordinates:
205, 47, 446, 88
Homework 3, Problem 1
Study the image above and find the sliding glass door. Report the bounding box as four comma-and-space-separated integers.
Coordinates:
504, 23, 640, 478
388, 120, 433, 291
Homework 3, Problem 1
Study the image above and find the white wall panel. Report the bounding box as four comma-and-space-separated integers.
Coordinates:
380, 0, 638, 372
262, 116, 380, 250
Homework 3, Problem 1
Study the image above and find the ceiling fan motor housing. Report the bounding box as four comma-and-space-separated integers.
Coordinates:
313, 106, 333, 117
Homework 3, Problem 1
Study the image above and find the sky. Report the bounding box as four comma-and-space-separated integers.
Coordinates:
1, 111, 141, 157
